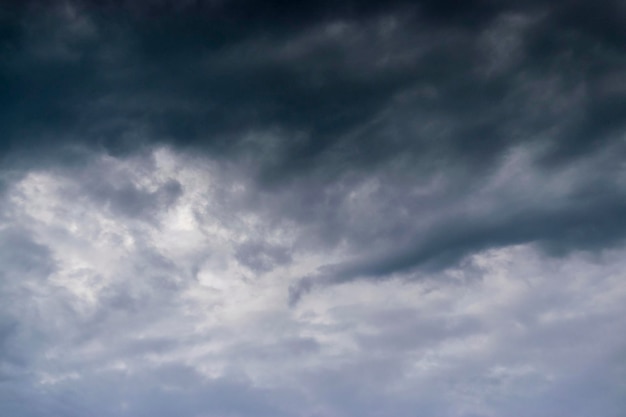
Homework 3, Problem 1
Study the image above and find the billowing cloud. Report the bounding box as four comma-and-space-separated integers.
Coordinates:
1, 1, 625, 416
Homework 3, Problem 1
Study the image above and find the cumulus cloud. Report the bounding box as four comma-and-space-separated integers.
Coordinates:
1, 0, 625, 416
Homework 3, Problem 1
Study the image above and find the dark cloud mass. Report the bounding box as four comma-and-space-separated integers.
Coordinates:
1, 0, 625, 416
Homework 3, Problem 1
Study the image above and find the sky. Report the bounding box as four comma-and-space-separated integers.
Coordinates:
0, 1, 625, 416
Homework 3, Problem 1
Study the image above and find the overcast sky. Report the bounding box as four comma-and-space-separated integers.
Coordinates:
1, 1, 625, 416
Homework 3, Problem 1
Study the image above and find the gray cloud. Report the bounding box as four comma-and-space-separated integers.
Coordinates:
1, 1, 626, 416
235, 239, 292, 273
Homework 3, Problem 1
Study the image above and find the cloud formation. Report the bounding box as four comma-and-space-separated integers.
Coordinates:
1, 1, 625, 416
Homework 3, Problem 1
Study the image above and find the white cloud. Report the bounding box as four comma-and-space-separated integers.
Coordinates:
1, 146, 624, 416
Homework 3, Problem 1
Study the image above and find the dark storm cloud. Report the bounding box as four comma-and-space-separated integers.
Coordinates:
1, 0, 625, 287
1, 5, 626, 416
1, 0, 621, 162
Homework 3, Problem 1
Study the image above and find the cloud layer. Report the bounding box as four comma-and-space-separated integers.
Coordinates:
1, 1, 625, 416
